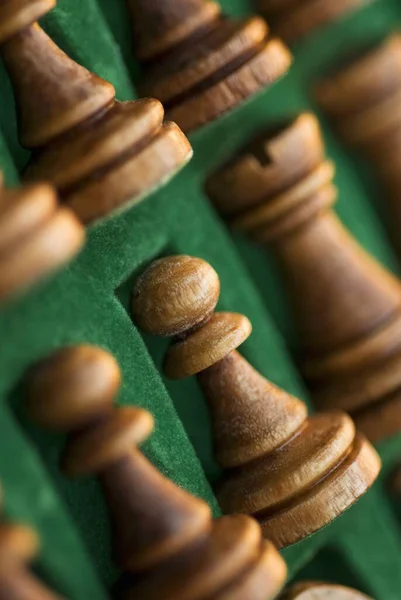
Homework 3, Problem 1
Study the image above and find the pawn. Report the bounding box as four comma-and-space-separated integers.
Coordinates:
206, 112, 401, 444
0, 0, 192, 225
315, 34, 401, 251
280, 582, 373, 599
127, 0, 292, 133
26, 345, 287, 600
132, 255, 381, 549
0, 181, 84, 303
0, 497, 64, 599
256, 0, 369, 44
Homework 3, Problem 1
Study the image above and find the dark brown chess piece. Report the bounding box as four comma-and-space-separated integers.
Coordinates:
280, 582, 373, 599
255, 0, 370, 44
26, 345, 287, 600
0, 0, 192, 225
0, 180, 84, 303
206, 112, 401, 444
127, 0, 292, 133
315, 34, 401, 252
0, 494, 64, 599
132, 255, 381, 549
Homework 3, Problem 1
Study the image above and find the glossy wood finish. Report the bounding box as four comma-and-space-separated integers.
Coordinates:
0, 0, 192, 224
127, 0, 292, 133
0, 182, 84, 303
27, 345, 286, 600
132, 255, 381, 548
256, 0, 370, 44
316, 34, 401, 254
0, 492, 64, 600
280, 582, 373, 599
206, 112, 401, 444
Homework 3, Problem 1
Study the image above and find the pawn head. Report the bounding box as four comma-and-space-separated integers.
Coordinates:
132, 255, 220, 337
26, 345, 121, 431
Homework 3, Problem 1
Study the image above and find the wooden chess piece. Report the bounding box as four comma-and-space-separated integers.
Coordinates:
280, 582, 373, 599
0, 181, 84, 303
0, 0, 192, 225
132, 255, 381, 549
0, 494, 64, 599
26, 345, 287, 600
205, 112, 401, 444
255, 0, 370, 44
315, 34, 401, 251
127, 0, 292, 133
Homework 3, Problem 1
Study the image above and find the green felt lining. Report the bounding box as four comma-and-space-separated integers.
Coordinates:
1, 0, 401, 598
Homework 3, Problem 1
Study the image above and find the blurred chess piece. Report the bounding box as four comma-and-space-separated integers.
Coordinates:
0, 488, 65, 599
0, 180, 84, 303
27, 344, 287, 600
132, 254, 381, 548
280, 581, 373, 599
206, 112, 401, 444
316, 34, 401, 254
0, 0, 192, 224
127, 0, 292, 133
256, 0, 372, 44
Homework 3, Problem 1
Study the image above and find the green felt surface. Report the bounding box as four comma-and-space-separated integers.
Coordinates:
1, 0, 401, 598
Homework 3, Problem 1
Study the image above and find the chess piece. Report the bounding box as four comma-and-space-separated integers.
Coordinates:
0, 495, 64, 599
132, 255, 381, 549
280, 582, 373, 599
206, 112, 401, 444
0, 181, 84, 303
0, 0, 192, 225
127, 0, 292, 133
315, 34, 401, 251
255, 0, 370, 44
26, 345, 287, 600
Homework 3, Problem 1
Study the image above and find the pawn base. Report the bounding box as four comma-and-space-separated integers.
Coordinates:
258, 433, 380, 548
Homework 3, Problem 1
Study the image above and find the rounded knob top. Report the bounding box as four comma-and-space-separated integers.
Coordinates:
132, 255, 220, 337
281, 582, 372, 599
27, 345, 121, 431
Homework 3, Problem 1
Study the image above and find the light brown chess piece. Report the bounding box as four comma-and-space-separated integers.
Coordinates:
206, 112, 401, 444
127, 0, 292, 133
0, 180, 84, 303
315, 34, 401, 253
0, 491, 64, 599
255, 0, 371, 44
26, 345, 287, 600
132, 255, 381, 549
0, 0, 192, 225
280, 581, 373, 599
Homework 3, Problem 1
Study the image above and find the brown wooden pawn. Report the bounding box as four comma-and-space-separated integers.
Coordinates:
206, 112, 401, 444
255, 0, 371, 44
127, 0, 292, 133
132, 255, 381, 549
0, 493, 64, 599
0, 0, 192, 225
26, 345, 287, 600
0, 181, 84, 303
315, 34, 401, 252
280, 582, 373, 600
